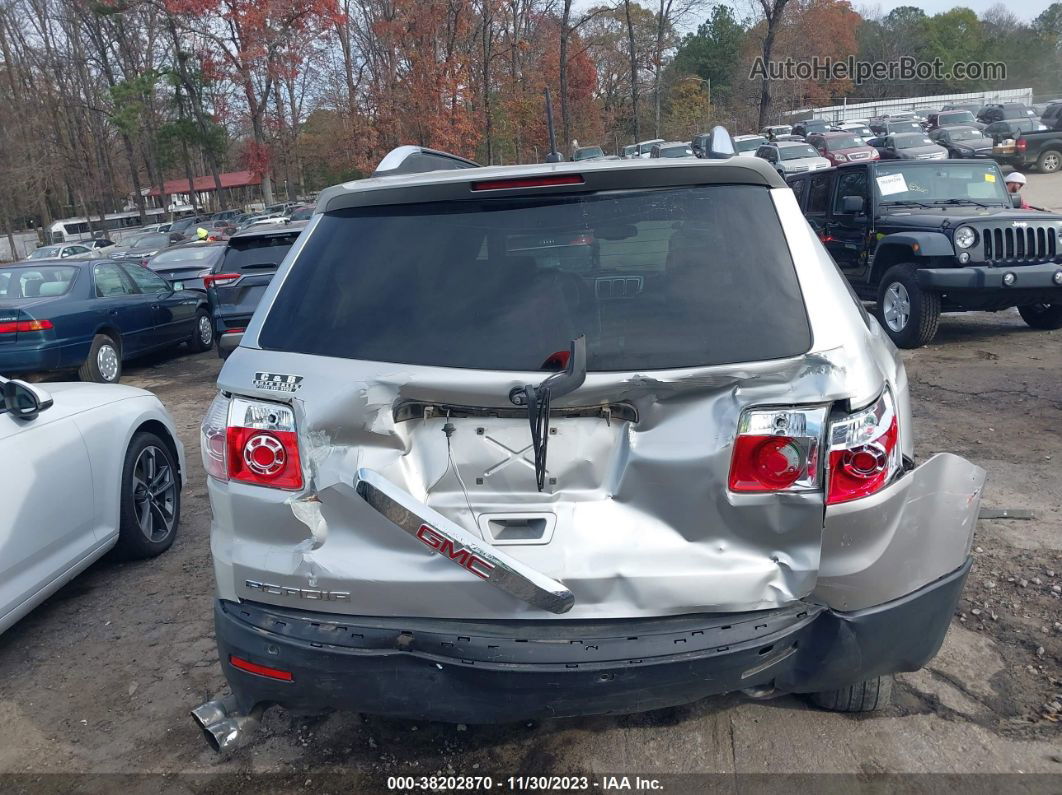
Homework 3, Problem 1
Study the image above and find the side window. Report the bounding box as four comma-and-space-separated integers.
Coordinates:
121, 264, 169, 293
788, 177, 808, 205
807, 174, 831, 215
94, 263, 134, 297
833, 170, 868, 215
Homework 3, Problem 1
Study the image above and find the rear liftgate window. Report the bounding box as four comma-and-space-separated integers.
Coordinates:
219, 234, 301, 273
258, 185, 811, 371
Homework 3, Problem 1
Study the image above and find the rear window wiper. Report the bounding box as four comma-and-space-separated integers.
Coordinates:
508, 336, 587, 492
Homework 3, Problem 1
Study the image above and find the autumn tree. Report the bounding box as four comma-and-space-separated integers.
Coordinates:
165, 0, 338, 203
754, 0, 790, 129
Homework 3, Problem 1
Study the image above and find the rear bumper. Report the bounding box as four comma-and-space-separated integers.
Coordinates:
214, 558, 970, 723
0, 342, 63, 374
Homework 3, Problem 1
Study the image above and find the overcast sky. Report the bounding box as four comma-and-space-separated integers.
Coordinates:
856, 0, 1053, 21
637, 1, 1058, 31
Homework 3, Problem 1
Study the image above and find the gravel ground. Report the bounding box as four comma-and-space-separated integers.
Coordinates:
1, 291, 1060, 789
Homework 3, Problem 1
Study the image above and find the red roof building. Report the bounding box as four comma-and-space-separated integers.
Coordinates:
146, 170, 262, 197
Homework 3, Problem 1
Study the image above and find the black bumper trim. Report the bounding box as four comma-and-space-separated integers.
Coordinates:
214, 559, 970, 722
916, 262, 1062, 290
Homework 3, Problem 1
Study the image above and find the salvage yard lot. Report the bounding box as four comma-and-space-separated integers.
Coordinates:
0, 308, 1057, 787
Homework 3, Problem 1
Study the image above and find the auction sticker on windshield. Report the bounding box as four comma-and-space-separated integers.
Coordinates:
876, 173, 908, 196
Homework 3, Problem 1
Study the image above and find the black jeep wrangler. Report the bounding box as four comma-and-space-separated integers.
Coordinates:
787, 160, 1062, 347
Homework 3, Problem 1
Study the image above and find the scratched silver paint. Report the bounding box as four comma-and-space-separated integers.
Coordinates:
206, 179, 985, 620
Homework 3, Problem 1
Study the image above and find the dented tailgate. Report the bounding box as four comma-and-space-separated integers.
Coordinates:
208, 344, 893, 621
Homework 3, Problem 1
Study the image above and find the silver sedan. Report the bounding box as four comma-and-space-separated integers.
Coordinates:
0, 376, 184, 635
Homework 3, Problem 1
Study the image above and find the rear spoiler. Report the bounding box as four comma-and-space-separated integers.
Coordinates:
373, 146, 480, 177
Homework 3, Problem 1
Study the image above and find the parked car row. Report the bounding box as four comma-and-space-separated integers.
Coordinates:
750, 100, 1060, 173
0, 208, 318, 650
1, 218, 310, 384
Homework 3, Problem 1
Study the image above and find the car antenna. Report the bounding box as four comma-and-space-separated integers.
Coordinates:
544, 87, 562, 163
509, 336, 587, 491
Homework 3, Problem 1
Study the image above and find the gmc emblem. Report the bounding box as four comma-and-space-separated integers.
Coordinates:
416, 524, 495, 580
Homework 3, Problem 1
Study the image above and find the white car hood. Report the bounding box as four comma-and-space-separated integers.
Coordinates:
35, 382, 152, 415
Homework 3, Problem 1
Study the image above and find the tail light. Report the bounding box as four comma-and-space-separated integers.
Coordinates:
1016, 138, 1027, 153
0, 319, 53, 333
825, 390, 900, 505
200, 394, 303, 490
203, 273, 240, 288
729, 406, 828, 493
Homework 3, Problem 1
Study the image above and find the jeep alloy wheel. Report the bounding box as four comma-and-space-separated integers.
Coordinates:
882, 282, 910, 332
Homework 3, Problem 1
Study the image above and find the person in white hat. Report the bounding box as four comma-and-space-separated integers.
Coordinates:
1004, 172, 1030, 209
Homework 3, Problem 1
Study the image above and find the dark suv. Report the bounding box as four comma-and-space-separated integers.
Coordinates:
977, 103, 1037, 124
791, 119, 830, 138
204, 222, 307, 356
787, 160, 1062, 347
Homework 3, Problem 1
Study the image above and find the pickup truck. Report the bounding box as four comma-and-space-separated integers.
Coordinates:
786, 159, 1062, 347
996, 127, 1062, 173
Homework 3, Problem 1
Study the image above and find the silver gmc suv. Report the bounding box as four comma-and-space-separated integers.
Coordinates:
194, 142, 985, 749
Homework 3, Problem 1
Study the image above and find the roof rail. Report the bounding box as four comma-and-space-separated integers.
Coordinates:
373, 146, 480, 177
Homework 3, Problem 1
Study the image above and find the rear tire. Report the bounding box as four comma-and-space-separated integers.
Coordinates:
189, 308, 214, 352
1018, 303, 1062, 330
809, 675, 893, 713
1036, 149, 1062, 174
114, 431, 180, 559
79, 333, 122, 383
876, 264, 941, 348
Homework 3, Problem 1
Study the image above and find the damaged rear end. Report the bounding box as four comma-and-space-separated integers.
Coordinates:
201, 158, 984, 725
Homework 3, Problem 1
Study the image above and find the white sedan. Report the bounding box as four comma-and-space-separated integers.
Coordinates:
0, 376, 184, 635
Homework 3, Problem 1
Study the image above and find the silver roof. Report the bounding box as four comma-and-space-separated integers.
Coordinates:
318, 156, 786, 213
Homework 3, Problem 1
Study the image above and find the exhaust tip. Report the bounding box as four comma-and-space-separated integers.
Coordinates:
203, 718, 242, 754
189, 696, 261, 755
191, 699, 231, 732
201, 722, 224, 753
192, 695, 261, 754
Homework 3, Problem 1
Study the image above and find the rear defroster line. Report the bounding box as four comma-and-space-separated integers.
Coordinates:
354, 468, 576, 614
